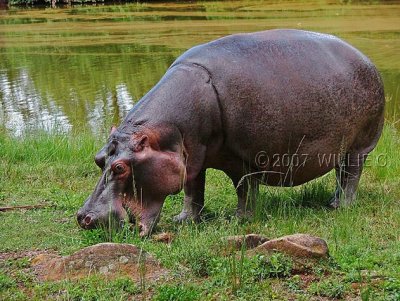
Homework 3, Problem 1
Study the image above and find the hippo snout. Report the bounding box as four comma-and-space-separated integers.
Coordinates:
77, 210, 97, 229
77, 204, 129, 230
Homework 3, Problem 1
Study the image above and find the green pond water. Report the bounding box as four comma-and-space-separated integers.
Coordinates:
0, 1, 399, 136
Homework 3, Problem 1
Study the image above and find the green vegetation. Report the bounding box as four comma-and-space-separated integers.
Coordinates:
0, 271, 140, 300
308, 278, 349, 299
153, 284, 201, 301
0, 123, 399, 300
0, 1, 399, 299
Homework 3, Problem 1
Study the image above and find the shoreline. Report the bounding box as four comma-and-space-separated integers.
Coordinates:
1, 0, 174, 8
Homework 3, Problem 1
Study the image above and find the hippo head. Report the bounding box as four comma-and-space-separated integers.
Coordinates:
77, 125, 186, 236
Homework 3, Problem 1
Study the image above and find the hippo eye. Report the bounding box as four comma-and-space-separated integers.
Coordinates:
113, 163, 125, 174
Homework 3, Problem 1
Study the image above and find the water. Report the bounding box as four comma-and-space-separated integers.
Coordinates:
0, 1, 399, 136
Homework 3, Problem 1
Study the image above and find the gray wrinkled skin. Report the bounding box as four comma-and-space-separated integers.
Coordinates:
77, 29, 385, 236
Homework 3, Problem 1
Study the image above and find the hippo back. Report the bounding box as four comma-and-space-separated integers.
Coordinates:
171, 29, 384, 183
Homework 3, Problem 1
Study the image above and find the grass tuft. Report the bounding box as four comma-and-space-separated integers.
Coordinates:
0, 124, 399, 299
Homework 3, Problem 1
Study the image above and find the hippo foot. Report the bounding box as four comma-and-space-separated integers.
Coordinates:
329, 197, 340, 209
173, 211, 200, 224
329, 196, 355, 209
236, 209, 254, 220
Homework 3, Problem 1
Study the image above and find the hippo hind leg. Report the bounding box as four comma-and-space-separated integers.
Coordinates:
329, 153, 366, 208
330, 115, 384, 208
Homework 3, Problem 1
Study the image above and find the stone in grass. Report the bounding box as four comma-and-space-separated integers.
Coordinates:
223, 234, 270, 250
153, 232, 175, 244
32, 243, 168, 282
251, 234, 329, 259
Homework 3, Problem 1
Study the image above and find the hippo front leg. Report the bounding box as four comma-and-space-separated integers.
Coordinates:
236, 176, 259, 218
174, 170, 206, 223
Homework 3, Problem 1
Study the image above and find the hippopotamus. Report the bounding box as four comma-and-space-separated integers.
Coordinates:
77, 29, 384, 236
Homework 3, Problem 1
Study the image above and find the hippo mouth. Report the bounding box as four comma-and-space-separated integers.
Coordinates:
123, 198, 164, 237
77, 207, 128, 230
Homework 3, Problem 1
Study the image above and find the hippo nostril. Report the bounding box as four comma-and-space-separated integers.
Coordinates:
77, 212, 84, 223
84, 215, 92, 226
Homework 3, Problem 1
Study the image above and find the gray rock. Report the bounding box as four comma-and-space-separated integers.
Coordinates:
223, 234, 270, 250
32, 243, 168, 282
252, 233, 329, 258
99, 266, 109, 274
119, 256, 129, 264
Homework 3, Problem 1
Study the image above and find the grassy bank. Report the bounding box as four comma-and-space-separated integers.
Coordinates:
0, 124, 399, 300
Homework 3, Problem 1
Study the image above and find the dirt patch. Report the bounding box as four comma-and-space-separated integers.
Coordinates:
0, 249, 57, 262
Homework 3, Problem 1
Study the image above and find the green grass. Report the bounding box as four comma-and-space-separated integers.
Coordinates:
153, 284, 201, 301
0, 124, 399, 300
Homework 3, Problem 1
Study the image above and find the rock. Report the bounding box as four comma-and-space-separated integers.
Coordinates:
223, 234, 269, 250
31, 253, 59, 265
153, 232, 175, 244
32, 243, 168, 282
119, 255, 129, 264
251, 233, 329, 258
84, 260, 93, 267
99, 266, 109, 274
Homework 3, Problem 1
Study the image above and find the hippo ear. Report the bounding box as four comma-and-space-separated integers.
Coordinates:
133, 135, 149, 152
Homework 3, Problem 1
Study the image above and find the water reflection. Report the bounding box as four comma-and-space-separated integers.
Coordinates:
87, 83, 134, 136
0, 69, 72, 135
0, 68, 140, 136
0, 1, 399, 136
0, 42, 178, 136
